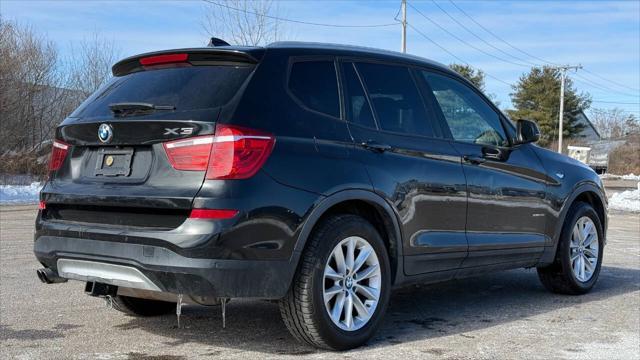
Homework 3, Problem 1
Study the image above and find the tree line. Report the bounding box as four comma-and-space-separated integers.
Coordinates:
0, 21, 119, 155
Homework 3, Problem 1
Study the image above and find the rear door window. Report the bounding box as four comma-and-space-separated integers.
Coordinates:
71, 65, 255, 118
355, 62, 434, 137
342, 62, 376, 128
288, 60, 340, 118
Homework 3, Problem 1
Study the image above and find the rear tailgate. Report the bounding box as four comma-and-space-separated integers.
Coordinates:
41, 50, 258, 227
43, 118, 217, 210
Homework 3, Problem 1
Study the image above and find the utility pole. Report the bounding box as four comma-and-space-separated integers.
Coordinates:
400, 0, 407, 53
558, 69, 566, 153
554, 64, 582, 153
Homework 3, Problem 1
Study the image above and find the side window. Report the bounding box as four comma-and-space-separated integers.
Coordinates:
422, 71, 508, 147
288, 60, 340, 118
342, 63, 376, 128
356, 62, 434, 137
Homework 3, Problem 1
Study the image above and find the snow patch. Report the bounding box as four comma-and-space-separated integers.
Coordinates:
0, 182, 42, 204
608, 187, 640, 213
600, 173, 640, 181
621, 174, 640, 181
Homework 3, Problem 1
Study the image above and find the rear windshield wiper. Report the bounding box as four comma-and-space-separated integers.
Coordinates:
109, 102, 175, 116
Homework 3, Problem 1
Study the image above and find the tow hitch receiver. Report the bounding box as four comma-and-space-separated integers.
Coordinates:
85, 281, 118, 297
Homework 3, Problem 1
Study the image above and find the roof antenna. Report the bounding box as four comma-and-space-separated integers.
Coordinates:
208, 37, 231, 47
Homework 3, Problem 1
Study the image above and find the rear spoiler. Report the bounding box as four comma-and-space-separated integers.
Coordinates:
112, 48, 264, 76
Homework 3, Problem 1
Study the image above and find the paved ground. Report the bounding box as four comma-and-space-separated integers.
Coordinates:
1, 205, 638, 360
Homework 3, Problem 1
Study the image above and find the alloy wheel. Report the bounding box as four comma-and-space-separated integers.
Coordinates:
570, 216, 599, 282
323, 236, 382, 331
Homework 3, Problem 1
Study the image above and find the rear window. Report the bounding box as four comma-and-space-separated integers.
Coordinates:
288, 60, 340, 118
356, 62, 434, 137
70, 65, 254, 118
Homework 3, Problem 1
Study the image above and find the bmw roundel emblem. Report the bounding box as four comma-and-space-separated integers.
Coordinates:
98, 123, 113, 143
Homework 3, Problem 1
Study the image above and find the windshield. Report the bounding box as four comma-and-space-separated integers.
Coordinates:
70, 65, 254, 118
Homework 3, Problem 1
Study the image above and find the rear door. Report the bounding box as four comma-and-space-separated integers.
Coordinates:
42, 56, 256, 211
420, 70, 548, 269
340, 60, 468, 276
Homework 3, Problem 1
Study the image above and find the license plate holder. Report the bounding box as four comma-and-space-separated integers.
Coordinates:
95, 147, 134, 177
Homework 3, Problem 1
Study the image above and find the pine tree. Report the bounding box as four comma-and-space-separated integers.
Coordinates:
508, 66, 591, 147
449, 64, 485, 92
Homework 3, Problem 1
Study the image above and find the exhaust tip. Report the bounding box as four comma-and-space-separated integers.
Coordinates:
37, 268, 67, 284
36, 268, 51, 283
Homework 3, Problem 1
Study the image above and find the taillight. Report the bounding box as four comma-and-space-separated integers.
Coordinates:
48, 140, 70, 172
206, 125, 275, 180
163, 136, 214, 171
162, 124, 274, 180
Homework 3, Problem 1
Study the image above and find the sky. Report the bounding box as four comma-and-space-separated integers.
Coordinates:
1, 0, 639, 117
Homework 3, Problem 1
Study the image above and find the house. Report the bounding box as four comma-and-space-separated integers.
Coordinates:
567, 110, 626, 173
574, 110, 601, 142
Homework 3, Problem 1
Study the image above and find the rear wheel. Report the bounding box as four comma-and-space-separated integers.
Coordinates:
537, 202, 604, 295
279, 214, 391, 350
110, 295, 175, 317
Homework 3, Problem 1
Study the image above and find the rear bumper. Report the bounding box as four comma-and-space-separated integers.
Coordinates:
34, 235, 296, 299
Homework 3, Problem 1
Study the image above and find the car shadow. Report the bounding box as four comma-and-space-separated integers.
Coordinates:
115, 265, 639, 355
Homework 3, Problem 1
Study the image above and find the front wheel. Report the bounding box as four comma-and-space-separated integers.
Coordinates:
537, 202, 604, 295
279, 214, 391, 350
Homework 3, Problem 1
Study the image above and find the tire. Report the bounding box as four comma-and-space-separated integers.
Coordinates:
110, 295, 175, 317
537, 202, 604, 295
279, 214, 391, 350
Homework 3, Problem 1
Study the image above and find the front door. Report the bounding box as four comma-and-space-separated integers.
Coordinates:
420, 70, 548, 269
340, 61, 468, 276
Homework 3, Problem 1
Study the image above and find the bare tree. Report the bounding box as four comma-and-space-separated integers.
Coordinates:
68, 31, 121, 95
201, 0, 286, 46
590, 108, 639, 139
0, 21, 120, 177
0, 20, 71, 153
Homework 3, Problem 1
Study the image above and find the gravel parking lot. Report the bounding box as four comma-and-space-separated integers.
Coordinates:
1, 205, 638, 360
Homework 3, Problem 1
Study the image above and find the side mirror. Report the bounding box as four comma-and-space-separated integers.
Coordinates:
515, 119, 540, 145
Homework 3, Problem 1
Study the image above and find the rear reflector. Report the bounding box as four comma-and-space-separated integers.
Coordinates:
139, 53, 188, 66
162, 124, 274, 180
48, 140, 70, 172
189, 209, 238, 219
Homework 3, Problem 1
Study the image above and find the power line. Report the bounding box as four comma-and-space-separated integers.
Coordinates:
589, 108, 640, 116
406, 23, 512, 87
574, 74, 638, 96
591, 100, 640, 105
582, 68, 640, 93
428, 0, 541, 67
447, 0, 560, 66
573, 74, 640, 98
447, 0, 640, 96
204, 0, 639, 109
408, 1, 532, 68
201, 0, 400, 28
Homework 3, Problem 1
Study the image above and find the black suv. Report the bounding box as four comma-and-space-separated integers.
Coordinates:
35, 42, 607, 350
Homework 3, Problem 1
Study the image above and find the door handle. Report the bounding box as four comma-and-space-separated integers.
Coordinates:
462, 155, 486, 165
361, 141, 392, 153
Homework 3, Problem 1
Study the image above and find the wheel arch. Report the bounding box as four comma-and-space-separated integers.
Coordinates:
541, 182, 607, 265
292, 189, 404, 286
